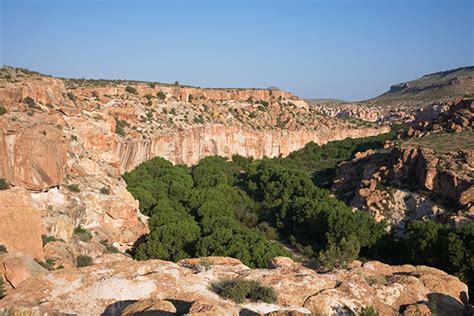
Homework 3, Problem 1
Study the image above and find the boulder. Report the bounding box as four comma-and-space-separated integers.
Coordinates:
0, 253, 47, 288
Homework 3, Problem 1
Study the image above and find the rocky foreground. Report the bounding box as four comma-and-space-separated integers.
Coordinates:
0, 256, 470, 316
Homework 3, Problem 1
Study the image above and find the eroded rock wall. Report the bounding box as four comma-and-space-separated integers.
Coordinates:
117, 124, 388, 172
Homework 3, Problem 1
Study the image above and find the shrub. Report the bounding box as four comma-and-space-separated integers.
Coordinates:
193, 115, 205, 124
259, 100, 269, 107
125, 86, 137, 95
157, 91, 166, 100
148, 83, 156, 89
100, 187, 110, 195
359, 306, 379, 316
174, 81, 179, 85
67, 184, 80, 192
66, 92, 76, 101
115, 119, 130, 136
76, 255, 93, 267
199, 258, 212, 271
212, 279, 277, 304
36, 258, 55, 271
144, 94, 153, 100
0, 178, 9, 190
0, 106, 6, 115
318, 236, 361, 269
74, 226, 92, 242
23, 96, 36, 108
0, 245, 7, 254
42, 235, 64, 246
100, 240, 120, 253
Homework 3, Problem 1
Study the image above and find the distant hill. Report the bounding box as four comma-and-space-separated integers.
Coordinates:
366, 66, 474, 106
305, 98, 349, 105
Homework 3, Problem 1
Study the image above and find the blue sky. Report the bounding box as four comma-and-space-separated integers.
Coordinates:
1, 0, 473, 100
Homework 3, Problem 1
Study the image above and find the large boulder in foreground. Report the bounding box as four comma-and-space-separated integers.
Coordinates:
0, 257, 469, 315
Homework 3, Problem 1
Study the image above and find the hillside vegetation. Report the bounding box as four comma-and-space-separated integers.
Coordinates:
367, 66, 474, 106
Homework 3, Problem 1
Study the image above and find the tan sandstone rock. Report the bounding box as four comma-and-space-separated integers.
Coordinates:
0, 188, 44, 260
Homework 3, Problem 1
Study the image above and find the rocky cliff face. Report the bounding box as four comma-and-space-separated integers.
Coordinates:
117, 124, 387, 172
0, 256, 470, 316
333, 99, 474, 229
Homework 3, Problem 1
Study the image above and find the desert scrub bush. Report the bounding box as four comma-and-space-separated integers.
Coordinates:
148, 83, 156, 89
0, 178, 9, 190
259, 100, 269, 108
212, 279, 277, 304
0, 106, 6, 115
199, 258, 212, 271
115, 119, 130, 136
359, 306, 379, 316
36, 258, 56, 271
125, 86, 137, 95
100, 186, 110, 195
157, 91, 166, 100
74, 226, 92, 242
100, 240, 120, 253
144, 93, 153, 100
42, 235, 64, 246
23, 96, 37, 108
76, 255, 93, 267
193, 115, 205, 124
67, 184, 80, 192
66, 92, 76, 101
0, 245, 7, 254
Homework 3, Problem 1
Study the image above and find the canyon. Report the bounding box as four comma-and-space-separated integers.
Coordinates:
0, 67, 472, 315
0, 67, 387, 259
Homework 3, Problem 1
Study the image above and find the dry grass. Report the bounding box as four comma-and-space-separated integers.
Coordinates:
402, 130, 474, 153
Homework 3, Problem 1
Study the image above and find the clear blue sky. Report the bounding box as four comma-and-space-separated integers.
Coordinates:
1, 0, 473, 100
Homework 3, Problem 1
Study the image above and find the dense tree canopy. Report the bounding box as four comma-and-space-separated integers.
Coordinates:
124, 142, 386, 268
124, 127, 472, 298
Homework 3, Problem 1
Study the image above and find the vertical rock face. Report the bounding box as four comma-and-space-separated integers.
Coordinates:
117, 124, 388, 172
0, 115, 69, 191
0, 188, 44, 260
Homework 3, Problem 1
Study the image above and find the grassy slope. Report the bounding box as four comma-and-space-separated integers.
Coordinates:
366, 66, 474, 106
